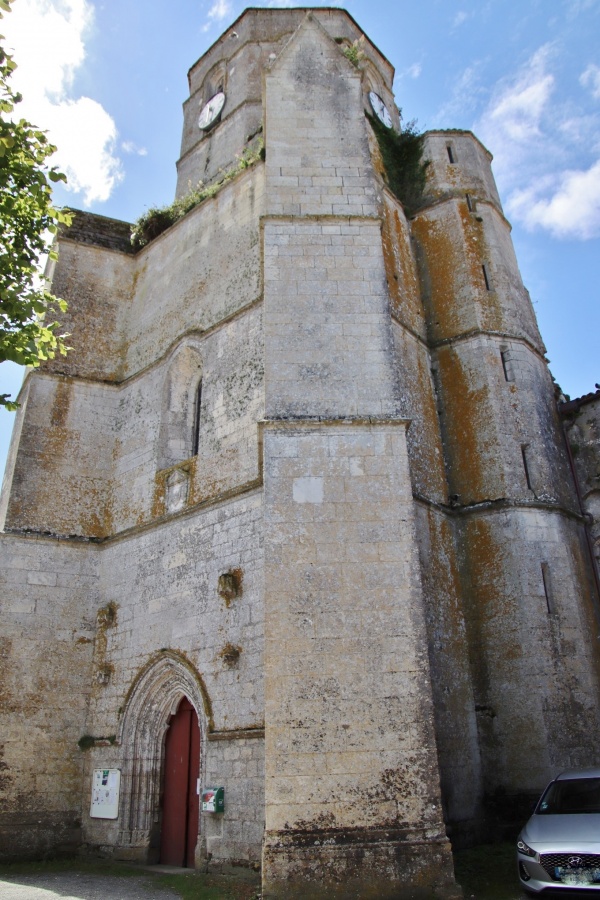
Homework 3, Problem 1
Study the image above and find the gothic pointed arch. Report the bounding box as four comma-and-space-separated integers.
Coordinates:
158, 337, 204, 471
116, 651, 212, 856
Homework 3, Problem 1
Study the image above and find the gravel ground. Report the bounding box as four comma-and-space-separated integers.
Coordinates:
0, 870, 181, 900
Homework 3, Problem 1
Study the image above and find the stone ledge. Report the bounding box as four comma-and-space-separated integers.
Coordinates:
262, 828, 461, 899
208, 728, 265, 742
60, 210, 135, 254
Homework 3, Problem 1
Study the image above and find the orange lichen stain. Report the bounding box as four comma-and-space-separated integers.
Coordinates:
381, 198, 424, 335
445, 163, 461, 189
50, 379, 73, 427
218, 568, 244, 607
365, 119, 387, 184
416, 350, 447, 491
438, 519, 465, 641
403, 346, 447, 501
460, 518, 512, 692
152, 458, 197, 519
423, 512, 464, 650
457, 202, 504, 331
152, 471, 167, 519
185, 456, 199, 504
88, 485, 114, 538
411, 210, 467, 340
219, 642, 242, 667
436, 347, 496, 502
6, 373, 116, 538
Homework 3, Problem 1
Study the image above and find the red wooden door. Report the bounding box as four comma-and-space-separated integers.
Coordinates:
160, 697, 200, 867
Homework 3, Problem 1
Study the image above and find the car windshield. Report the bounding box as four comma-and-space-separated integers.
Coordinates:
537, 778, 600, 815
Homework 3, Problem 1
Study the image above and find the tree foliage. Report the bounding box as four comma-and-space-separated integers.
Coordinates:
0, 0, 71, 409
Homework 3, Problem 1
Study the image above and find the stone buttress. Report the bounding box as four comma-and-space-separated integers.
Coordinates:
260, 14, 457, 899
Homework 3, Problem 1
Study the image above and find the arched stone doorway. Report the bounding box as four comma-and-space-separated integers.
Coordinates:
116, 652, 211, 865
160, 697, 200, 866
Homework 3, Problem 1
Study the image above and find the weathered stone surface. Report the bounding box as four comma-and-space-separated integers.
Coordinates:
1, 8, 599, 899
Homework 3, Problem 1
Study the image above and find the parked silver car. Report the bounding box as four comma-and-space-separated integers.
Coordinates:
517, 768, 600, 892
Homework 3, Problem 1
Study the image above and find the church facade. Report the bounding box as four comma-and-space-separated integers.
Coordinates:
1, 8, 599, 898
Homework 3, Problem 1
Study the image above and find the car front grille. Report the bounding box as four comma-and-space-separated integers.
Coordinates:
541, 853, 600, 881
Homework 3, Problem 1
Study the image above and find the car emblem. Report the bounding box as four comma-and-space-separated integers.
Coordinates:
568, 857, 584, 867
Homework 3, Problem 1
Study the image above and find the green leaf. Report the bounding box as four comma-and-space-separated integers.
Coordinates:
0, 18, 71, 394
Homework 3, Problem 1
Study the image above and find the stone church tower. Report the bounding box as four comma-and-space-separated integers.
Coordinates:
2, 8, 600, 898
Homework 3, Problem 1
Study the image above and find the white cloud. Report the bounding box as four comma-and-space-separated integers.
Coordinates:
483, 44, 555, 148
122, 140, 148, 157
1, 0, 123, 206
580, 63, 600, 99
565, 0, 600, 17
475, 44, 600, 239
407, 63, 422, 79
435, 63, 486, 124
202, 0, 232, 29
453, 11, 469, 28
507, 161, 600, 239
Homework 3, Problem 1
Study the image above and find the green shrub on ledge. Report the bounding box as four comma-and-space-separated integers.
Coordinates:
366, 112, 429, 215
131, 139, 264, 250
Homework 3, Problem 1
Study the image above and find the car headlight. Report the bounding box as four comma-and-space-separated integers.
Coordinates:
517, 839, 537, 859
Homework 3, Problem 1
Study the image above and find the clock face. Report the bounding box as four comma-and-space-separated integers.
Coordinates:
198, 91, 226, 130
369, 91, 393, 129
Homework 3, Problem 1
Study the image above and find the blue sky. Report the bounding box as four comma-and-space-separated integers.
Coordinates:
1, 0, 599, 481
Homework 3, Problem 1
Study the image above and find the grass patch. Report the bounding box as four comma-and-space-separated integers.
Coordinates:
342, 37, 366, 68
155, 870, 259, 900
0, 857, 142, 877
454, 842, 524, 900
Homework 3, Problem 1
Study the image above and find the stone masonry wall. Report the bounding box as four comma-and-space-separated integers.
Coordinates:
2, 168, 265, 540
457, 508, 600, 796
75, 490, 264, 864
0, 534, 99, 860
563, 391, 600, 587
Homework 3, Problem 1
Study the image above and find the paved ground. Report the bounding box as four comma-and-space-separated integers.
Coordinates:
0, 870, 180, 900
0, 860, 261, 900
0, 846, 531, 899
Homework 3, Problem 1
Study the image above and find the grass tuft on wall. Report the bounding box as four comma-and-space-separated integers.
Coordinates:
131, 139, 264, 250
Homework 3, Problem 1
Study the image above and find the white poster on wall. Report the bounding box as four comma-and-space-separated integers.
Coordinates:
90, 768, 121, 819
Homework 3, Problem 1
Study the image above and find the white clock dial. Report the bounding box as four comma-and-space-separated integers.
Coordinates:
198, 91, 226, 130
369, 91, 393, 129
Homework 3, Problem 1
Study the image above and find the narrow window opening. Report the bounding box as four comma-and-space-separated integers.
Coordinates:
500, 350, 514, 382
521, 444, 533, 491
431, 367, 443, 416
482, 263, 491, 291
192, 380, 202, 457
541, 562, 555, 615
466, 193, 473, 211
446, 144, 456, 164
